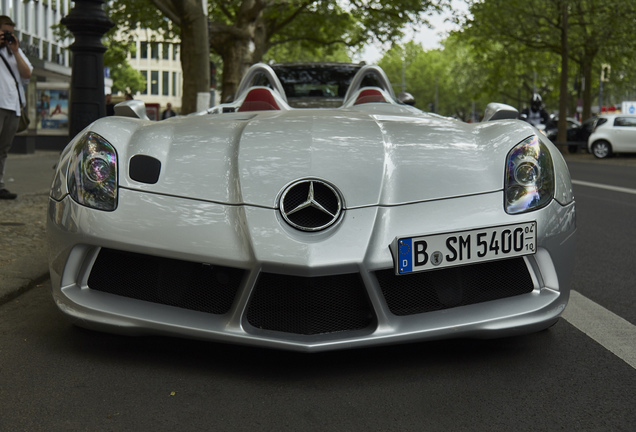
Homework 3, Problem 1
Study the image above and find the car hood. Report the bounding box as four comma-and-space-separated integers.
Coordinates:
91, 108, 535, 208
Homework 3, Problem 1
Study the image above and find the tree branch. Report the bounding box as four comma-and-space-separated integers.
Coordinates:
151, 0, 181, 26
269, 36, 351, 47
264, 0, 313, 36
219, 2, 235, 22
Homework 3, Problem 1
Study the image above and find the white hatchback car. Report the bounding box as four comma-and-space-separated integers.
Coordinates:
588, 114, 636, 158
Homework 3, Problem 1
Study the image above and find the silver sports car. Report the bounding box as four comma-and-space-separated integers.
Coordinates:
47, 64, 576, 352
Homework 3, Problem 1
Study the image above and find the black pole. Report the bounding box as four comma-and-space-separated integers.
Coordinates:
61, 0, 114, 139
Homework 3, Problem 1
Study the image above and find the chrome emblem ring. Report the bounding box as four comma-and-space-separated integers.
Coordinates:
280, 179, 343, 231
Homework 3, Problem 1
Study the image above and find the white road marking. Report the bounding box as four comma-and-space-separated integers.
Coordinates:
562, 290, 636, 369
572, 180, 636, 195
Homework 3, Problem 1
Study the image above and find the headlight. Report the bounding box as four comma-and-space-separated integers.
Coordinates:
505, 135, 554, 214
67, 131, 118, 211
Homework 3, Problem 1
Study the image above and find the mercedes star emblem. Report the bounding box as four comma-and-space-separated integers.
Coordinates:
280, 179, 342, 231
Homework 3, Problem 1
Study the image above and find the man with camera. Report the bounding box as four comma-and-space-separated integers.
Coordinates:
0, 15, 33, 200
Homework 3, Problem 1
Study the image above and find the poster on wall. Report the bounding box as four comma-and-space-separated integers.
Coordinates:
37, 88, 69, 133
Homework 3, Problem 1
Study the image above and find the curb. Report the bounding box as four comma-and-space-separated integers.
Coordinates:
0, 252, 50, 306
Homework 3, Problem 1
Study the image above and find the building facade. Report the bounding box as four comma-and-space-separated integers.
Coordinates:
124, 28, 183, 119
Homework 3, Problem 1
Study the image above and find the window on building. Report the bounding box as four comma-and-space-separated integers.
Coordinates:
33, 37, 41, 57
141, 71, 148, 95
131, 43, 137, 59
151, 71, 159, 95
52, 44, 59, 64
163, 43, 170, 60
172, 72, 177, 97
162, 71, 169, 96
151, 43, 159, 60
141, 42, 148, 59
173, 45, 179, 61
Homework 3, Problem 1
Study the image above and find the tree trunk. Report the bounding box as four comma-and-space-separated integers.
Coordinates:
210, 1, 268, 102
177, 1, 210, 113
557, 1, 568, 147
219, 39, 254, 102
580, 57, 595, 121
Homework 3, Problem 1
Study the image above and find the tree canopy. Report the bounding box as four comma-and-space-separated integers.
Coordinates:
98, 0, 636, 127
374, 0, 636, 141
454, 0, 636, 140
105, 0, 448, 112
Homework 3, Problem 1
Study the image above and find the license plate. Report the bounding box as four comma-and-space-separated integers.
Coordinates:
395, 222, 536, 274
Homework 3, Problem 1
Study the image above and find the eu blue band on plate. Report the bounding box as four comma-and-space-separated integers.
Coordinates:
398, 238, 412, 274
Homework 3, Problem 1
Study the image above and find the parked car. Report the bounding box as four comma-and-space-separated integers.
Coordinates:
546, 116, 596, 152
46, 63, 576, 352
588, 114, 636, 158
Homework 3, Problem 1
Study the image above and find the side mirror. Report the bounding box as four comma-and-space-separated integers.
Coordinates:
482, 102, 519, 122
114, 100, 150, 120
398, 92, 416, 106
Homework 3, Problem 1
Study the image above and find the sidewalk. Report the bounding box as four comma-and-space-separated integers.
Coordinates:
0, 150, 61, 304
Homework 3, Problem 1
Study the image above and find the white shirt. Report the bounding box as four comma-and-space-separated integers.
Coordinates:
0, 47, 33, 115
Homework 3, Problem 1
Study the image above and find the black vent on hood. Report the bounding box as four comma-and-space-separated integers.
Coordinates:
129, 155, 161, 184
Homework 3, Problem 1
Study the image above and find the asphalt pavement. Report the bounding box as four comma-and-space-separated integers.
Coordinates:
0, 147, 634, 306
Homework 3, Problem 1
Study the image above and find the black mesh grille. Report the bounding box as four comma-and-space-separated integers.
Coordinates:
246, 273, 374, 335
88, 248, 244, 314
376, 258, 534, 316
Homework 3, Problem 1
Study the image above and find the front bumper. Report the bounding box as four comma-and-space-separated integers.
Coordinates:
47, 189, 576, 352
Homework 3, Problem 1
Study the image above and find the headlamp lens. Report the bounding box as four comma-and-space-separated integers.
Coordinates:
68, 132, 118, 211
505, 135, 554, 214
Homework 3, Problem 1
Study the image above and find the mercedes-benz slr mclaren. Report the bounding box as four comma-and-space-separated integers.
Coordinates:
47, 64, 576, 352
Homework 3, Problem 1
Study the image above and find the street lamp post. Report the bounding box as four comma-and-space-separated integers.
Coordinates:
61, 0, 114, 139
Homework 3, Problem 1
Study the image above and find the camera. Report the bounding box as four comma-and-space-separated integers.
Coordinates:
2, 31, 15, 44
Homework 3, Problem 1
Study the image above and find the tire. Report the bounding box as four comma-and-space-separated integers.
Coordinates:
591, 140, 612, 159
568, 144, 578, 153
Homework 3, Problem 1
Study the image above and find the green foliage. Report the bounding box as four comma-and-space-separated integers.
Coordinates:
106, 0, 447, 57
348, 0, 446, 45
106, 0, 176, 42
264, 42, 352, 64
457, 0, 564, 109
456, 0, 636, 118
103, 39, 146, 94
103, 0, 449, 103
209, 0, 447, 51
378, 39, 491, 120
262, 1, 362, 52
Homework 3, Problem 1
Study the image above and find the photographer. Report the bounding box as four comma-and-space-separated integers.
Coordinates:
0, 15, 33, 200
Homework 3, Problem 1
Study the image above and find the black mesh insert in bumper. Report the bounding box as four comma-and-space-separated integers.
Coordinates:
375, 258, 534, 316
88, 248, 244, 314
246, 273, 375, 335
